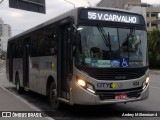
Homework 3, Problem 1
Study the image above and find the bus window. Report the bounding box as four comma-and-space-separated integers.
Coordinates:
46, 26, 57, 56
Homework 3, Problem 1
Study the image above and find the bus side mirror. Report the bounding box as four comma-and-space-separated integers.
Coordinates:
73, 31, 77, 45
73, 32, 81, 46
72, 24, 81, 46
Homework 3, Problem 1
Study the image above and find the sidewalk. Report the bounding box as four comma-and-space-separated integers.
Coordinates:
0, 61, 53, 120
0, 87, 37, 111
0, 86, 53, 120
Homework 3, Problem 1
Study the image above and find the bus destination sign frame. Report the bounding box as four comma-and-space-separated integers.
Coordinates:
80, 9, 142, 24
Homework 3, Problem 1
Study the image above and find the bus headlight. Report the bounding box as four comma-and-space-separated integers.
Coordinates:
146, 77, 149, 84
143, 77, 149, 90
87, 83, 95, 94
77, 79, 86, 87
76, 77, 95, 94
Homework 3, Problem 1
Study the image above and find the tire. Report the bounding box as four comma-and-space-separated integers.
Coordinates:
49, 82, 62, 110
15, 74, 24, 93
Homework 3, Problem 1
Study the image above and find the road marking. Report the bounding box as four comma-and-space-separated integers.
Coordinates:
0, 86, 54, 120
150, 86, 160, 90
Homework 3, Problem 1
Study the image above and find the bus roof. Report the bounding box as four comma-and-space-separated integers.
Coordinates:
9, 7, 144, 41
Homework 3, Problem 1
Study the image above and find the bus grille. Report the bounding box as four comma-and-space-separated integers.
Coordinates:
96, 87, 143, 100
77, 66, 148, 80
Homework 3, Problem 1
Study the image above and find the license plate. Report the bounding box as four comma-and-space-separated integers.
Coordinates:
115, 94, 128, 99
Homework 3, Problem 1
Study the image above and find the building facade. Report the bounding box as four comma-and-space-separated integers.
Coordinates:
97, 0, 141, 9
97, 0, 160, 32
0, 18, 11, 54
125, 3, 160, 32
146, 6, 160, 32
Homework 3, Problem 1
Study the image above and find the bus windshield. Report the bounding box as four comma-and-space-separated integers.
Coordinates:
75, 26, 147, 68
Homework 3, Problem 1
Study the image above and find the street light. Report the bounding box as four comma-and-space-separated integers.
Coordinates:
87, 2, 92, 6
64, 0, 75, 8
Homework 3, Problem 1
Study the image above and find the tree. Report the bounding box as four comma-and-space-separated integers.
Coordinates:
148, 29, 160, 68
148, 29, 160, 53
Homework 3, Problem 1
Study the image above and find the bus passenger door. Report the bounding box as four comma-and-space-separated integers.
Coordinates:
58, 20, 73, 100
23, 37, 30, 88
9, 44, 13, 82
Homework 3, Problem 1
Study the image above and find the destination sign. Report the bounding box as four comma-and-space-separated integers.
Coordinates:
80, 9, 143, 24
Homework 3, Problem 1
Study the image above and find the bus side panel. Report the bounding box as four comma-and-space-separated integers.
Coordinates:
29, 56, 57, 95
29, 57, 39, 93
39, 56, 57, 95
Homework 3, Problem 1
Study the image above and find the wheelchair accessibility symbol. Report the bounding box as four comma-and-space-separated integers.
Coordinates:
121, 58, 129, 67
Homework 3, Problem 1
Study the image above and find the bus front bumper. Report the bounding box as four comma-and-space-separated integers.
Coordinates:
72, 83, 149, 105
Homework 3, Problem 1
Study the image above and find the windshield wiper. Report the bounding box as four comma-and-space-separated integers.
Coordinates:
96, 24, 112, 58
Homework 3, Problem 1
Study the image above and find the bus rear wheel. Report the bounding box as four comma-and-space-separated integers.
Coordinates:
49, 82, 61, 110
16, 74, 24, 93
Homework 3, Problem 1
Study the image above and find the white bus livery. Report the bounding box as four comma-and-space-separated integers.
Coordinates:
6, 7, 149, 109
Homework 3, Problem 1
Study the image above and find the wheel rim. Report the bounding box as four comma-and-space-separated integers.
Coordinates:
51, 89, 57, 103
50, 85, 59, 106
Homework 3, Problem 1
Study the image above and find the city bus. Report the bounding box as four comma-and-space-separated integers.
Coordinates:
6, 7, 149, 109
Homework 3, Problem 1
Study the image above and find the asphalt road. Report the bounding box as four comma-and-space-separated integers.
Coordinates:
0, 62, 160, 120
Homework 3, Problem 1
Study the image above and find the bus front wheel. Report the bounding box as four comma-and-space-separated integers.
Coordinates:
49, 82, 62, 110
15, 74, 24, 93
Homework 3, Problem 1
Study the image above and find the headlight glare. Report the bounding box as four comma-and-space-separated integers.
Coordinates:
142, 77, 149, 90
76, 76, 95, 94
146, 77, 149, 84
77, 79, 86, 87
